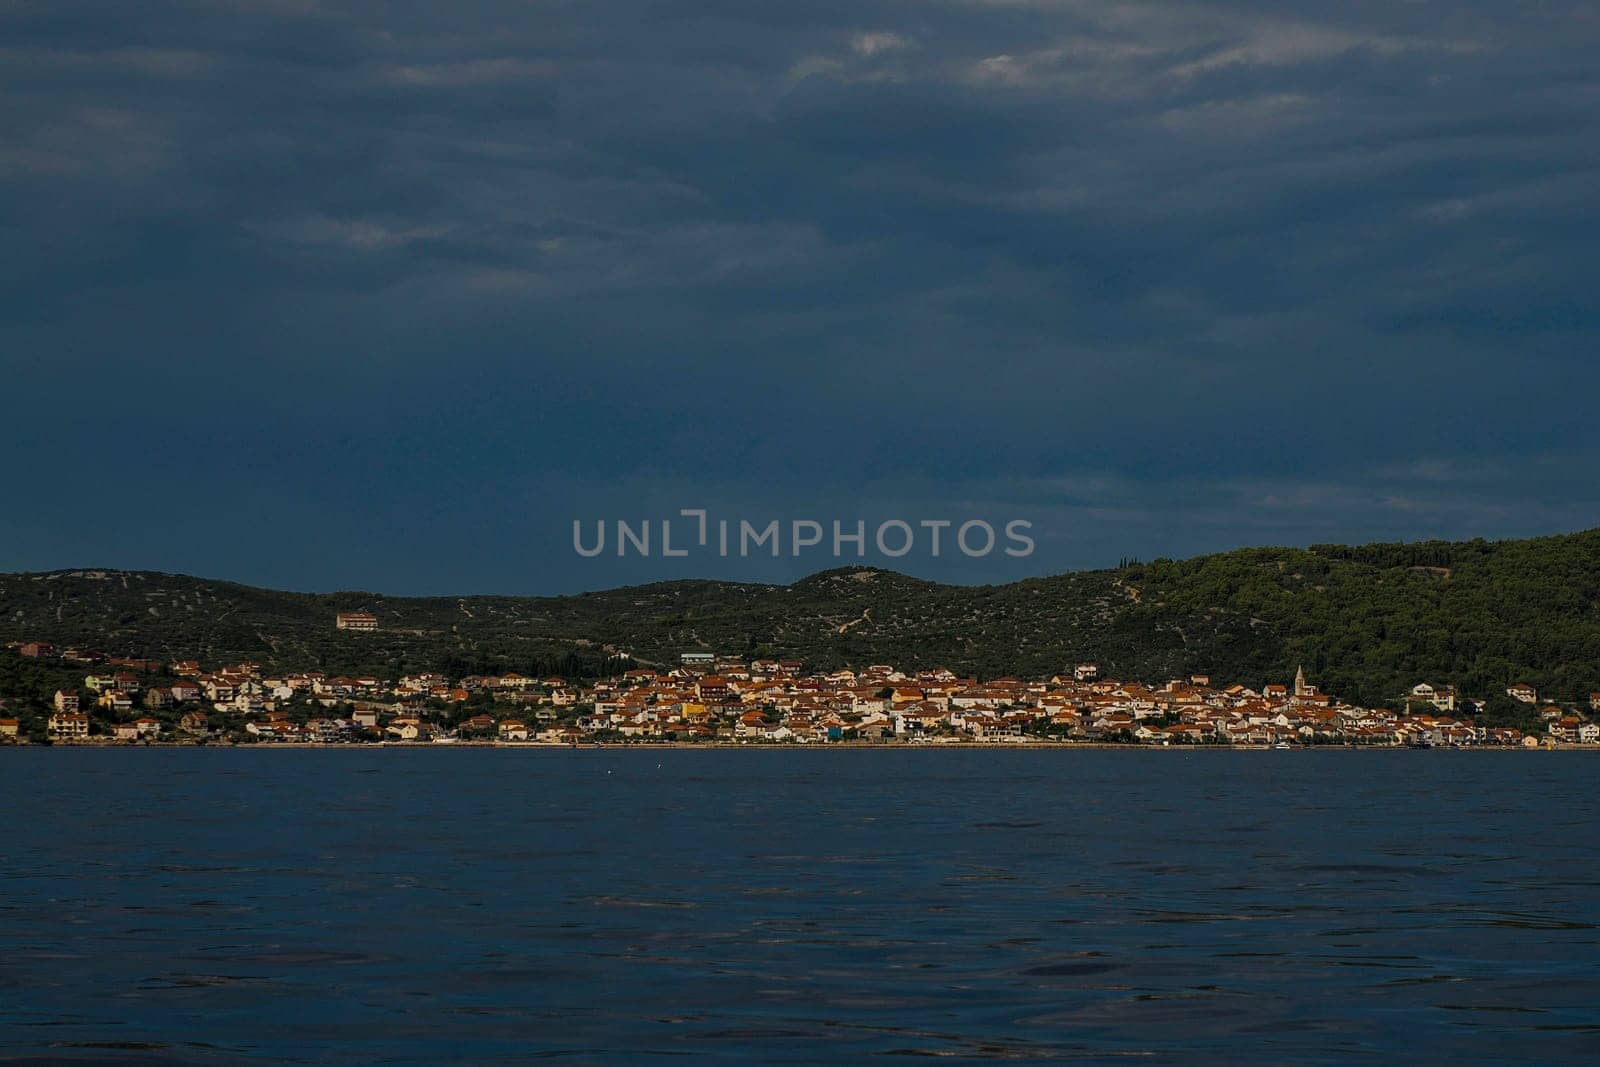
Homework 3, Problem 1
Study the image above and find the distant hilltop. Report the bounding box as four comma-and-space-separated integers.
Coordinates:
4, 528, 1600, 708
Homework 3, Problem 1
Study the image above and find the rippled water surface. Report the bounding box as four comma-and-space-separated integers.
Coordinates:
2, 748, 1598, 1064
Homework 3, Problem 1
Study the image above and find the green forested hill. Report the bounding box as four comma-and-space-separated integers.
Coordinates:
3, 529, 1600, 707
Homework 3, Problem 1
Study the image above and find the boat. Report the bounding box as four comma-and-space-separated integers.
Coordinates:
1273, 741, 1292, 749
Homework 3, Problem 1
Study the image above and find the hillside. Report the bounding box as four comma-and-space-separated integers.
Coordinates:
4, 529, 1600, 707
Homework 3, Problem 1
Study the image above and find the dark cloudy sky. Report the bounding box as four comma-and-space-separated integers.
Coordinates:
3, 1, 1597, 594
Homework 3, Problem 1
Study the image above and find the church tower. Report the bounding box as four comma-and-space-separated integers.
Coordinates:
1293, 664, 1307, 697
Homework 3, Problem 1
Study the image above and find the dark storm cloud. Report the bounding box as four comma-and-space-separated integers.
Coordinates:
2, 1, 1597, 592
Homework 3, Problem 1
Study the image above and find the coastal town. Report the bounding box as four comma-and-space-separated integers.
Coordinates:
2, 614, 1597, 748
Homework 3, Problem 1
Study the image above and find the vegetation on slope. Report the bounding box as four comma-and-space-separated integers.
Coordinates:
3, 529, 1599, 708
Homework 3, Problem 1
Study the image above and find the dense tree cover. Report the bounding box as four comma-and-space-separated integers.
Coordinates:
3, 529, 1599, 710
1119, 532, 1600, 705
0, 653, 90, 740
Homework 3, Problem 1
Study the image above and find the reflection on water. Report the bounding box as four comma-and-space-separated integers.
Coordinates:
2, 749, 1598, 1064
